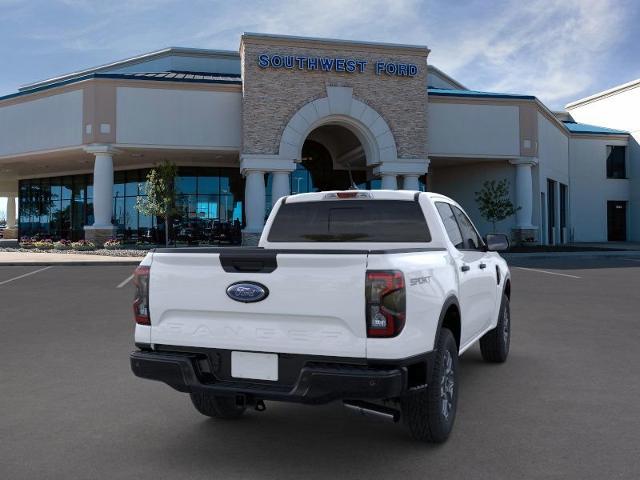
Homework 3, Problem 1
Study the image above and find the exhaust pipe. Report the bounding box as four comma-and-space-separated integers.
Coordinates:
343, 400, 400, 422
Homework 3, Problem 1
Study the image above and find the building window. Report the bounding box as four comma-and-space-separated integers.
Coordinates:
18, 175, 92, 241
172, 167, 244, 245
606, 146, 626, 179
18, 167, 244, 245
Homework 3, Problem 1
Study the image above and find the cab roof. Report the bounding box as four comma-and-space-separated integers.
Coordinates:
284, 190, 431, 203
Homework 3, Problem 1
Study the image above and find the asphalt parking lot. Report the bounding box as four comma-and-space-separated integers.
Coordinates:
1, 256, 640, 479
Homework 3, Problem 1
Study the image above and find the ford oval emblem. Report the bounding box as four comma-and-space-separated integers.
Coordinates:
226, 281, 269, 303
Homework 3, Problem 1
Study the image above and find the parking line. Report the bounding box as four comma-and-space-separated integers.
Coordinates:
515, 267, 581, 279
117, 274, 134, 289
0, 266, 53, 286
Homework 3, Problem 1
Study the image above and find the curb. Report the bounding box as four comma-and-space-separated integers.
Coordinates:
0, 260, 143, 266
503, 251, 640, 260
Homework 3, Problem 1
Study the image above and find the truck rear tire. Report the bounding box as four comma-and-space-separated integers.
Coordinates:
401, 328, 458, 443
190, 393, 246, 419
479, 294, 510, 363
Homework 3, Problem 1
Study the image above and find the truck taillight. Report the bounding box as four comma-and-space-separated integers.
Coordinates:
365, 270, 406, 338
133, 265, 150, 325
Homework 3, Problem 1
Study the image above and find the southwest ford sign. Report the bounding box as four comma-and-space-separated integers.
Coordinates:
257, 54, 418, 77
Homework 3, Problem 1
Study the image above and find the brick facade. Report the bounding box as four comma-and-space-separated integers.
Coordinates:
240, 35, 429, 160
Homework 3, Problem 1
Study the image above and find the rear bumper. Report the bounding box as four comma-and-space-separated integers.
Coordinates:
130, 348, 422, 404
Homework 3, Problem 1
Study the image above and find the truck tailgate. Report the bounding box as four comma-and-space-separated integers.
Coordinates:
149, 250, 369, 358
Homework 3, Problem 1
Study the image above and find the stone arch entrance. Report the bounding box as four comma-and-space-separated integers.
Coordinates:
278, 86, 398, 167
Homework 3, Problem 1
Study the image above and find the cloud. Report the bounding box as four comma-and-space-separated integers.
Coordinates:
423, 0, 632, 107
189, 0, 426, 47
1, 0, 636, 109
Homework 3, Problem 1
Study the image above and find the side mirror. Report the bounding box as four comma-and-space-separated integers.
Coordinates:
485, 233, 509, 252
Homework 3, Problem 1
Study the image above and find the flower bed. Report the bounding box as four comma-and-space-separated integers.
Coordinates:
54, 239, 72, 250
103, 238, 122, 250
1, 236, 152, 257
70, 240, 96, 251
33, 240, 54, 250
19, 236, 35, 249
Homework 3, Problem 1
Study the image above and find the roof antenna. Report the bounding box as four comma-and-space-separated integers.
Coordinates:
345, 160, 359, 190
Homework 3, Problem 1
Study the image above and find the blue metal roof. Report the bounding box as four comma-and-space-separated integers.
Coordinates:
562, 121, 628, 135
0, 71, 242, 102
428, 87, 535, 100
116, 71, 241, 82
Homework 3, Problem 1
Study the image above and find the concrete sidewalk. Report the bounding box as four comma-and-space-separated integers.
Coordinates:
0, 251, 144, 265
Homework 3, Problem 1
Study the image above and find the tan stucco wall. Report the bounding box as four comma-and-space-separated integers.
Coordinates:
240, 35, 429, 159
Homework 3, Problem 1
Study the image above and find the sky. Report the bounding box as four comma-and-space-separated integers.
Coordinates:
0, 0, 639, 217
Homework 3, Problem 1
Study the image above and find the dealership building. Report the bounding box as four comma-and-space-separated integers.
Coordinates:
0, 33, 637, 245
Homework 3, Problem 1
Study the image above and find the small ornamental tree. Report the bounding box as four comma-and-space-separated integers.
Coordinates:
136, 161, 178, 247
474, 179, 520, 233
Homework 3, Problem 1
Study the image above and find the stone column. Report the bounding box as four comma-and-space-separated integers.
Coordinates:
6, 195, 16, 229
240, 155, 295, 245
2, 195, 18, 240
509, 158, 538, 243
380, 174, 398, 190
271, 171, 290, 204
243, 170, 266, 245
84, 145, 117, 246
402, 174, 420, 191
374, 159, 429, 192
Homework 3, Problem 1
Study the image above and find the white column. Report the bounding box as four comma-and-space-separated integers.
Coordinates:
402, 174, 420, 191
381, 173, 398, 190
510, 158, 538, 228
374, 159, 428, 192
271, 171, 290, 204
244, 170, 266, 232
91, 151, 115, 227
6, 195, 16, 229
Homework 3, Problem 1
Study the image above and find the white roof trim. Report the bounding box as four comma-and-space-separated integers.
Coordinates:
565, 78, 640, 109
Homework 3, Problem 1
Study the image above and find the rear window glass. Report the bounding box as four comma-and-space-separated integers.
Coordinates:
267, 200, 431, 242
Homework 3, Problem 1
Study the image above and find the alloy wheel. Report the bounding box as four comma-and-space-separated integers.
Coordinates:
440, 350, 455, 419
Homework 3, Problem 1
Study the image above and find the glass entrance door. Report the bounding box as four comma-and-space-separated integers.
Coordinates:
607, 201, 627, 241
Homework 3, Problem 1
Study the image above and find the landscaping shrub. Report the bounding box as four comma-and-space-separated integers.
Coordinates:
19, 236, 35, 249
70, 240, 96, 251
103, 238, 122, 250
33, 239, 54, 250
53, 239, 72, 250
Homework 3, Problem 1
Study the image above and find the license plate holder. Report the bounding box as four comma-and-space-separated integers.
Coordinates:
231, 351, 278, 381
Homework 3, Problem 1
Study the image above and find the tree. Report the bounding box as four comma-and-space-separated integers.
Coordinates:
136, 161, 178, 247
474, 179, 520, 233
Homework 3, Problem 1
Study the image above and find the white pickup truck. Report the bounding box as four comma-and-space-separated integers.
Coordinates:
130, 190, 511, 442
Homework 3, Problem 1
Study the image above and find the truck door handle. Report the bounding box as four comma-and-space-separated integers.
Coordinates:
461, 265, 470, 272
479, 263, 487, 269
